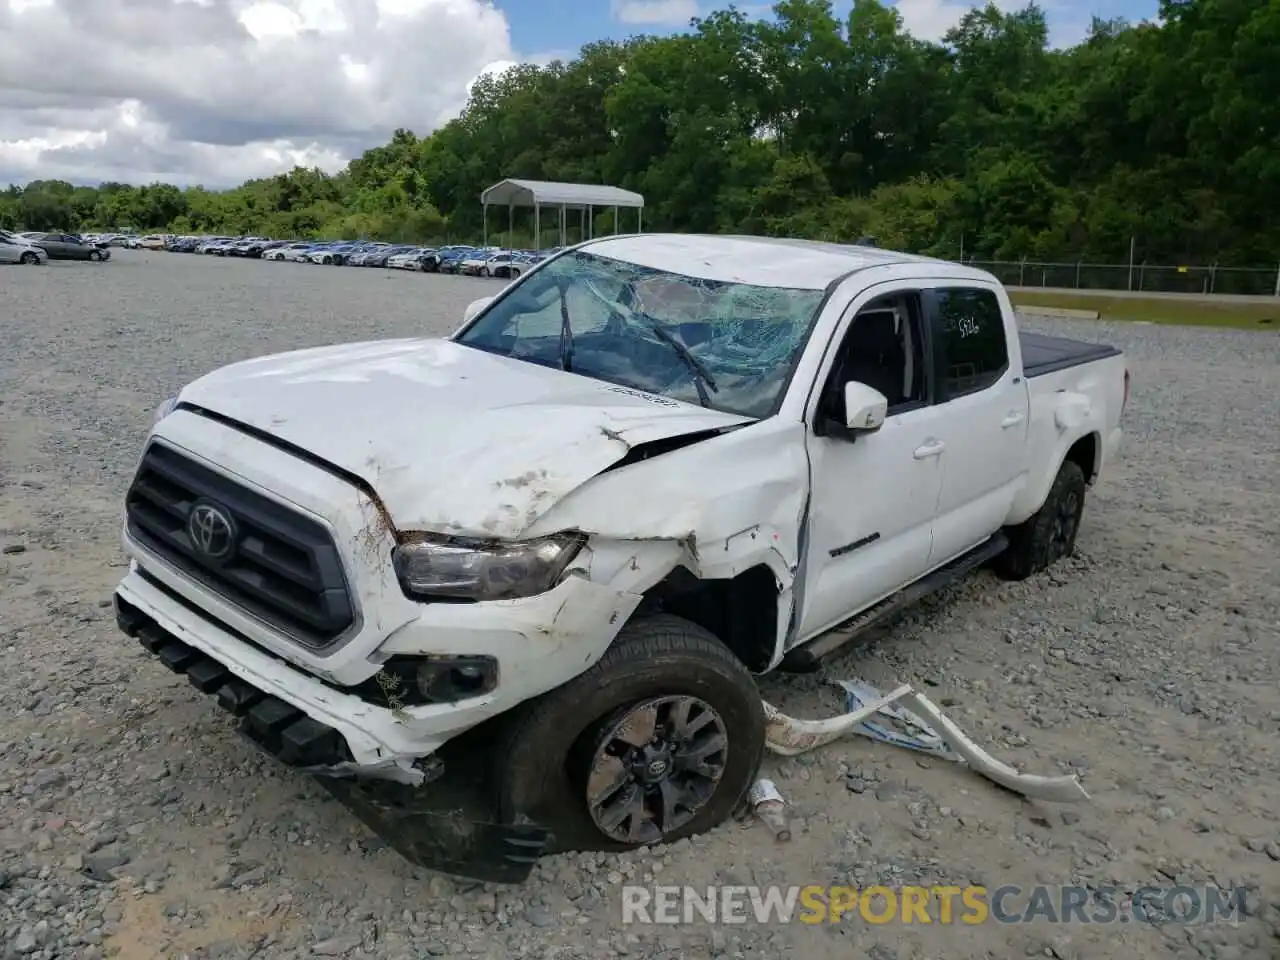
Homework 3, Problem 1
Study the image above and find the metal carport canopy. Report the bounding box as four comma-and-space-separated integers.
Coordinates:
480, 179, 644, 249
480, 179, 644, 209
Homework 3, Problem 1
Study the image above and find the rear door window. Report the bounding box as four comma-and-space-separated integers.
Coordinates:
934, 288, 1009, 399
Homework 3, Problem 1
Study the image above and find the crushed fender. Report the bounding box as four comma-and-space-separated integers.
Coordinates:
762, 679, 1089, 804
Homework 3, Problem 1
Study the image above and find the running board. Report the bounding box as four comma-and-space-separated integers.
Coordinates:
778, 532, 1009, 673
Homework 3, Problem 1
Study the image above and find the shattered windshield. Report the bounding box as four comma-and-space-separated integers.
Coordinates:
454, 249, 826, 419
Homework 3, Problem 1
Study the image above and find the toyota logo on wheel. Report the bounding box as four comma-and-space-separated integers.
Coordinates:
187, 500, 238, 562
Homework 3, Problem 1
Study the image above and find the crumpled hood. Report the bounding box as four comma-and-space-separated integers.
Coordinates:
178, 338, 752, 538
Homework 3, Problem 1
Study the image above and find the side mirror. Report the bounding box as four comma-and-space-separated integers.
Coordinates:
843, 381, 888, 432
463, 296, 494, 324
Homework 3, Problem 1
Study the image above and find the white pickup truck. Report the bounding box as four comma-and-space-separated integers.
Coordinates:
113, 234, 1128, 880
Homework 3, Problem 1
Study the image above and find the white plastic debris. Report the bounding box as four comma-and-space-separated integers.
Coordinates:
761, 680, 1089, 804
747, 778, 791, 841
839, 679, 956, 761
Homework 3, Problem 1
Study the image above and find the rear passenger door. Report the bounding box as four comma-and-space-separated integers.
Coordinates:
926, 285, 1030, 567
59, 235, 90, 259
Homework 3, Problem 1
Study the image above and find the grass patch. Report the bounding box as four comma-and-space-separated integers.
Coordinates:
1011, 291, 1278, 330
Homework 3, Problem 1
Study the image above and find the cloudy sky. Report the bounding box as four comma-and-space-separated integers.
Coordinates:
0, 0, 1158, 189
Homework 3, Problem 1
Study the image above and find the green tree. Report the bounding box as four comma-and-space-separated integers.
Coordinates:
2, 0, 1273, 264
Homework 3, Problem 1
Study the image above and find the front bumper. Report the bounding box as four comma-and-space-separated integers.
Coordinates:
114, 574, 430, 781
116, 588, 551, 882
116, 588, 359, 771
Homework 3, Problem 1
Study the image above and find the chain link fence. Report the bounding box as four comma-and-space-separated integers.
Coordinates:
964, 259, 1280, 297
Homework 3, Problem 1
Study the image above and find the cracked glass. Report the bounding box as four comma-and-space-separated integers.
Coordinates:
455, 249, 827, 418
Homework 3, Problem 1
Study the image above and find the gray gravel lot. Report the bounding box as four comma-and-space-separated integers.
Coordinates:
1, 250, 1278, 959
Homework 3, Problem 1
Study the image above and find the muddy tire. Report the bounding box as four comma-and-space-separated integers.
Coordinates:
994, 459, 1087, 581
495, 614, 765, 854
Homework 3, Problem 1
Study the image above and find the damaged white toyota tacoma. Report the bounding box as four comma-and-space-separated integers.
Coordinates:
113, 234, 1128, 880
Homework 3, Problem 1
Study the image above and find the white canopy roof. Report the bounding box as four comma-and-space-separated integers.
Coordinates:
481, 178, 644, 209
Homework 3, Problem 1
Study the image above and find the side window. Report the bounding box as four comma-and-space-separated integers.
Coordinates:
822, 291, 927, 422
935, 287, 1008, 398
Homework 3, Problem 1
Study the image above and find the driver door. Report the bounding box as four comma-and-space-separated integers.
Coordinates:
795, 288, 947, 642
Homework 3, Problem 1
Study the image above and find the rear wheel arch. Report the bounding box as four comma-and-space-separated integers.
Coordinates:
1064, 431, 1100, 485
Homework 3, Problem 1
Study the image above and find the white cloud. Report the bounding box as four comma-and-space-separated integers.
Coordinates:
0, 0, 538, 187
891, 0, 1090, 48
611, 0, 699, 26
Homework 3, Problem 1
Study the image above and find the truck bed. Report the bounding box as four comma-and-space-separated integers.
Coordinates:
1019, 331, 1121, 379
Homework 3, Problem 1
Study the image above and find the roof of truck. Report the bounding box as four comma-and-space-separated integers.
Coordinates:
579, 232, 991, 291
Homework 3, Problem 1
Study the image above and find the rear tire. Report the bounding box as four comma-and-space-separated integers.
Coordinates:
994, 459, 1086, 581
495, 614, 764, 854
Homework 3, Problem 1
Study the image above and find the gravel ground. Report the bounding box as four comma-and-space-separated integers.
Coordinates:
1, 250, 1278, 960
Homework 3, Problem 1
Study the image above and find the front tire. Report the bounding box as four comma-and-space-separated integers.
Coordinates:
19, 251, 38, 265
994, 459, 1086, 581
495, 614, 764, 854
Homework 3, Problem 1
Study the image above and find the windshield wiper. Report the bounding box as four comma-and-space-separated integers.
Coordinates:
558, 284, 574, 372
642, 318, 718, 407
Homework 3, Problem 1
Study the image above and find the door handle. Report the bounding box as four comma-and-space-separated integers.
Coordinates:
1001, 411, 1025, 429
913, 439, 946, 459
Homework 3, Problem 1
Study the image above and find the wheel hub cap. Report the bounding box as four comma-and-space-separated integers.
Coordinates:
1052, 491, 1080, 553
585, 695, 728, 844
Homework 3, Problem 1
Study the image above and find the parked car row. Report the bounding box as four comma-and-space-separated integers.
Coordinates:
75, 232, 166, 249
159, 234, 558, 277
1, 230, 112, 264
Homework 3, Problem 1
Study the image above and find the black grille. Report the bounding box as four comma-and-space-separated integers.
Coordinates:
125, 442, 355, 647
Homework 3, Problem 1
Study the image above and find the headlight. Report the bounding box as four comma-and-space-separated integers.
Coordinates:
392, 532, 585, 602
152, 396, 178, 425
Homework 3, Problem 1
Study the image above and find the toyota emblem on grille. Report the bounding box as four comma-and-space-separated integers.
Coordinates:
188, 501, 238, 561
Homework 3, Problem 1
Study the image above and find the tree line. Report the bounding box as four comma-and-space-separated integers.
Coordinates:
2, 0, 1275, 266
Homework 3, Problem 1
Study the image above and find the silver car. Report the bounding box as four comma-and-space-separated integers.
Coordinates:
0, 230, 49, 264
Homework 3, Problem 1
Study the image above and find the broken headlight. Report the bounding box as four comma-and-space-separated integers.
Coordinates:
392, 532, 586, 602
